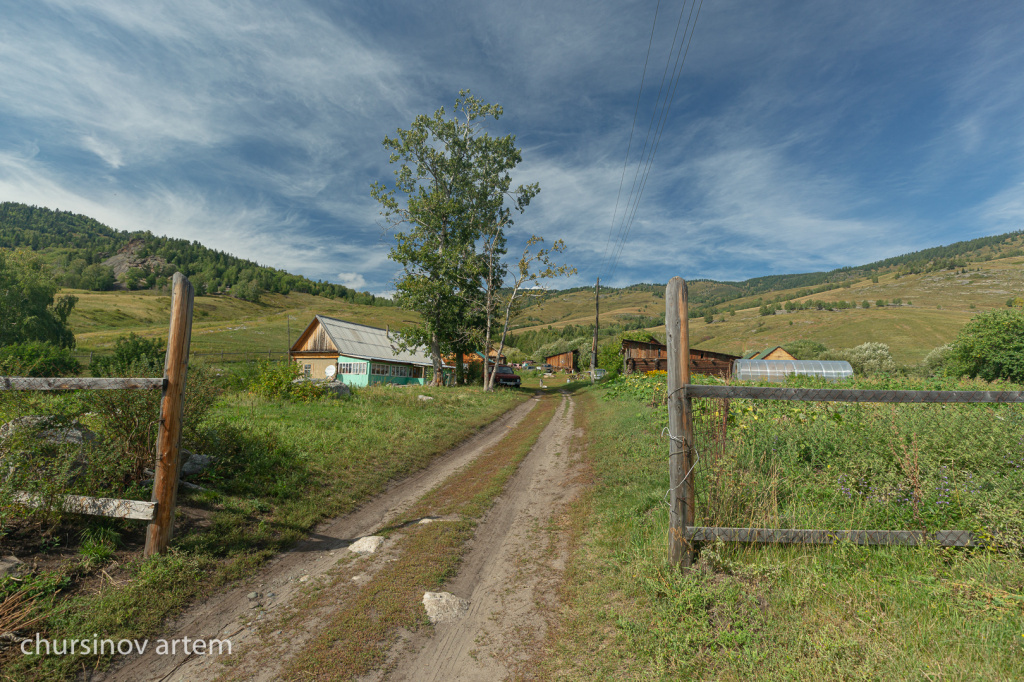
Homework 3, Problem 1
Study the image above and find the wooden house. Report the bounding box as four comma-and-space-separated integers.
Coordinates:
621, 338, 738, 378
742, 346, 795, 361
289, 315, 433, 386
545, 350, 578, 372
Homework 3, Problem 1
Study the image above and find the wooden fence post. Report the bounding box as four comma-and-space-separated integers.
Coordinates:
145, 273, 195, 557
667, 277, 695, 568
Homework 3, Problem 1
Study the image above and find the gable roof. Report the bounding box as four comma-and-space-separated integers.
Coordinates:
293, 315, 433, 367
745, 346, 792, 360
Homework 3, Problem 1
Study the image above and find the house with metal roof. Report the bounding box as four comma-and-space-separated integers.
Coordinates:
742, 346, 796, 361
289, 315, 433, 386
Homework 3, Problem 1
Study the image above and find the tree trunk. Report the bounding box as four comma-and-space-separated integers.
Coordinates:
430, 333, 443, 386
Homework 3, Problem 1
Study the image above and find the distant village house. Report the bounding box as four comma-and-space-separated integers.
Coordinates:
620, 338, 738, 379
742, 346, 796, 361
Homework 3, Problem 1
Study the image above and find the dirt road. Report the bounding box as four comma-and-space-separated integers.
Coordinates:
96, 391, 583, 681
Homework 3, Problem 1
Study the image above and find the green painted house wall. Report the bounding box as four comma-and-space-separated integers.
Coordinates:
335, 354, 427, 387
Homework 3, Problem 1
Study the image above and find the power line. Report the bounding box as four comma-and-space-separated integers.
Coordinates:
600, 0, 662, 274
602, 0, 704, 285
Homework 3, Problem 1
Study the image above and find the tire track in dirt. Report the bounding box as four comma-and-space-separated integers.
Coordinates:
372, 391, 583, 682
94, 396, 540, 682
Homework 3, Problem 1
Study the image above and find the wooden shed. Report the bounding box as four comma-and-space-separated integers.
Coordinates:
743, 346, 796, 361
621, 338, 738, 379
289, 315, 433, 386
545, 350, 578, 372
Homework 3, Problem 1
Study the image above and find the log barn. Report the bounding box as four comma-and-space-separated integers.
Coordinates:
289, 315, 433, 386
621, 338, 738, 379
545, 350, 578, 372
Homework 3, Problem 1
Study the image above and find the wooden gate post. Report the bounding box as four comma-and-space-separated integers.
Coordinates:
667, 277, 695, 568
145, 273, 195, 557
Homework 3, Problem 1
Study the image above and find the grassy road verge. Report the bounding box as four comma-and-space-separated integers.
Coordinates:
537, 387, 1024, 680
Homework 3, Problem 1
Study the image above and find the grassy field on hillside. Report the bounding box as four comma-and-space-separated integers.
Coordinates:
65, 290, 420, 353
538, 377, 1024, 680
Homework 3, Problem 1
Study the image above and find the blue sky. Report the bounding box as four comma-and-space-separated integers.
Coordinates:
2, 1, 1024, 294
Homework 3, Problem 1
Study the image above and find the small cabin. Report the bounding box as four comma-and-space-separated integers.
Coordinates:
742, 346, 796, 361
289, 315, 433, 386
545, 350, 578, 372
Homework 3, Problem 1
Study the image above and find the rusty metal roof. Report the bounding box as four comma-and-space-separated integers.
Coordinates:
315, 315, 433, 366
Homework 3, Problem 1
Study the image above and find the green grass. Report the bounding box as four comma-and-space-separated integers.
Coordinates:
1, 383, 530, 679
536, 384, 1024, 681
65, 289, 420, 353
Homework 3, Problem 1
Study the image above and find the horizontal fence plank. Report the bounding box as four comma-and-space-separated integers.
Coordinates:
0, 377, 165, 391
12, 492, 157, 521
688, 526, 977, 547
685, 384, 1024, 404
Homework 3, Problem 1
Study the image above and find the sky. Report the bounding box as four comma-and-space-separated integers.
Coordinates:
2, 1, 1024, 294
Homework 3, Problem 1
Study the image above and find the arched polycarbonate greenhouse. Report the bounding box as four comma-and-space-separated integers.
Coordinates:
731, 359, 853, 382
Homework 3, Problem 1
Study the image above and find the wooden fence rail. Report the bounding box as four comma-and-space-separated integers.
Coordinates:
1, 377, 165, 391
1, 273, 194, 557
665, 276, 987, 569
685, 384, 1024, 404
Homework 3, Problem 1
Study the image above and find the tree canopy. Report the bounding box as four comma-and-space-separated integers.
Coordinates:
371, 90, 540, 384
0, 249, 77, 348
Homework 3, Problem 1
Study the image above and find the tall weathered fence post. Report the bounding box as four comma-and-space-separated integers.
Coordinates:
667, 277, 695, 568
145, 273, 195, 557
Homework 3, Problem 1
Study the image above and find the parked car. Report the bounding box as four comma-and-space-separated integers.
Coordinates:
537, 363, 554, 373
492, 365, 521, 387
592, 368, 607, 380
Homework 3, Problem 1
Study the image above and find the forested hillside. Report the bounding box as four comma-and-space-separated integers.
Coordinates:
0, 202, 391, 305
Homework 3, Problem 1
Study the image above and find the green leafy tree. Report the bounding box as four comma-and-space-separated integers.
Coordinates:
947, 310, 1024, 382
372, 91, 541, 385
0, 249, 77, 348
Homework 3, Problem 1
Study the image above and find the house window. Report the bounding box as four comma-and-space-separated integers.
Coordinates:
390, 365, 410, 377
303, 364, 311, 378
371, 363, 389, 376
339, 362, 366, 375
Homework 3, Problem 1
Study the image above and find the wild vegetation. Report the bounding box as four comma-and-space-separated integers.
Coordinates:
538, 377, 1024, 680
0, 357, 529, 678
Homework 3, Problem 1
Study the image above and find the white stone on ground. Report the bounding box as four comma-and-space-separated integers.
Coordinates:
348, 536, 386, 554
422, 592, 470, 624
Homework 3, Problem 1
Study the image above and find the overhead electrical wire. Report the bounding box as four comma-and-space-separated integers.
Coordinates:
600, 0, 704, 285
600, 0, 661, 273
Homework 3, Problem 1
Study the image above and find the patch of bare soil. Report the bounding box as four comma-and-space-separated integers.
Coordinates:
91, 397, 539, 682
370, 392, 584, 682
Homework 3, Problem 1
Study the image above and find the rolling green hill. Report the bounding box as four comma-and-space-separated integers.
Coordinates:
4, 201, 1024, 366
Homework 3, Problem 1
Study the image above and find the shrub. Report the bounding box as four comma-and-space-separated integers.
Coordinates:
782, 340, 827, 360
248, 361, 326, 402
921, 344, 952, 377
0, 341, 80, 377
90, 333, 165, 377
946, 309, 1024, 382
821, 342, 897, 376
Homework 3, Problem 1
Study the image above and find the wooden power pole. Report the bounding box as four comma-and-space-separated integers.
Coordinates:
591, 278, 599, 382
666, 277, 695, 568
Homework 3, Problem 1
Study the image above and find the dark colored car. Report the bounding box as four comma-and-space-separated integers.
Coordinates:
493, 365, 521, 387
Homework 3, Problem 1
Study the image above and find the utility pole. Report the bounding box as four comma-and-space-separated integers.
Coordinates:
591, 278, 599, 382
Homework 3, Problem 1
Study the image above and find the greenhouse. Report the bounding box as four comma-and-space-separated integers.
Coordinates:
731, 359, 853, 382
